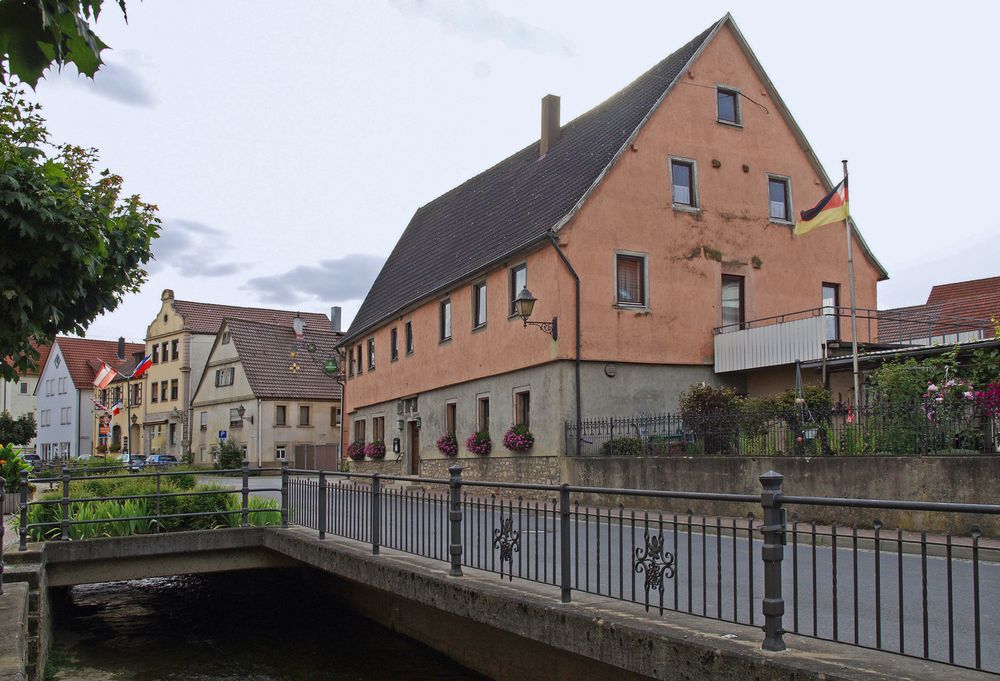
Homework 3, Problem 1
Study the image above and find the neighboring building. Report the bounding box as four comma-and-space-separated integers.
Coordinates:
92, 348, 146, 457
35, 337, 143, 460
339, 14, 886, 482
191, 317, 342, 468
2, 341, 52, 453
142, 289, 337, 458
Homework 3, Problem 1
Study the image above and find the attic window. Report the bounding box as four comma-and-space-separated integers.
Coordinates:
221, 332, 231, 345
717, 87, 740, 125
164, 314, 168, 323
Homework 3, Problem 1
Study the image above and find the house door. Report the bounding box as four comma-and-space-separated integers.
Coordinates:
408, 421, 420, 475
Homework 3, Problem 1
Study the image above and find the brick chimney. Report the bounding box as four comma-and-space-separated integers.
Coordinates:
117, 336, 126, 360
540, 94, 560, 157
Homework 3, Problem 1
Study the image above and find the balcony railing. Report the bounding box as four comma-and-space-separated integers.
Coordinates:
713, 307, 994, 373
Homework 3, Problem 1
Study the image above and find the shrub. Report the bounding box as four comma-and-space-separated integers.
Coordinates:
347, 441, 366, 461
95, 443, 108, 454
436, 433, 458, 456
466, 431, 491, 456
224, 494, 281, 527
502, 424, 534, 452
599, 437, 644, 456
0, 444, 31, 493
214, 440, 243, 469
364, 441, 386, 459
108, 442, 121, 453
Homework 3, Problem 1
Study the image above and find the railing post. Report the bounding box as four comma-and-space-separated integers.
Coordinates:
18, 470, 28, 551
60, 464, 70, 541
448, 464, 463, 577
240, 459, 250, 528
280, 460, 289, 528
1, 479, 5, 595
318, 470, 327, 540
371, 473, 381, 555
760, 470, 786, 652
559, 483, 571, 603
154, 468, 162, 533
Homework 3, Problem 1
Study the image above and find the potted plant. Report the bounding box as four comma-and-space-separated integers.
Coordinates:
347, 441, 366, 461
466, 430, 491, 456
502, 424, 534, 452
0, 444, 31, 514
364, 440, 386, 459
436, 433, 459, 456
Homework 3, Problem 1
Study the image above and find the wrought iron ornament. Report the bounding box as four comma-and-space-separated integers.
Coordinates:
492, 515, 521, 581
634, 532, 675, 611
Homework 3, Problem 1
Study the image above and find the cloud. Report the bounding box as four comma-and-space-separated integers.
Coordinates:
150, 219, 246, 277
80, 61, 156, 108
389, 0, 575, 56
242, 255, 386, 305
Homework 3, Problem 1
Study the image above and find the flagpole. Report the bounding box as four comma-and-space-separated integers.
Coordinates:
843, 159, 861, 412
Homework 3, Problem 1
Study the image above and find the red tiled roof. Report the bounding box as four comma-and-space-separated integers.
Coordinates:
5, 339, 52, 377
171, 299, 331, 336
211, 318, 342, 401
53, 337, 145, 389
926, 277, 1000, 324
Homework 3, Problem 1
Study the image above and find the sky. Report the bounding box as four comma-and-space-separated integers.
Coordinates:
26, 1, 1000, 343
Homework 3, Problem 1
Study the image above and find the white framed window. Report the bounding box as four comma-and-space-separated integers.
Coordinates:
716, 86, 741, 125
669, 157, 698, 209
229, 408, 242, 428
615, 252, 648, 308
200, 411, 208, 431
509, 263, 527, 316
215, 367, 235, 387
767, 174, 792, 223
440, 298, 452, 341
367, 337, 376, 371
19, 381, 27, 394
275, 445, 286, 460
472, 281, 487, 329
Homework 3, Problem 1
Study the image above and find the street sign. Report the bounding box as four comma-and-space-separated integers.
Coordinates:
218, 430, 227, 440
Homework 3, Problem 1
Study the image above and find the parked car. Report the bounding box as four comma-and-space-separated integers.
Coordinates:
120, 454, 147, 471
22, 453, 41, 468
145, 454, 179, 468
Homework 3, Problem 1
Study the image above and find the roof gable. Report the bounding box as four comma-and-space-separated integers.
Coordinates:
44, 337, 144, 389
154, 294, 331, 337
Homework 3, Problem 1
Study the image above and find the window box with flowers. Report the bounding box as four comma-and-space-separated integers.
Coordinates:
502, 424, 534, 452
364, 440, 386, 459
347, 441, 366, 461
466, 430, 491, 456
436, 433, 458, 457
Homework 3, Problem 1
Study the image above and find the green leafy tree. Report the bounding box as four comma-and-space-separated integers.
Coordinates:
213, 440, 243, 470
0, 85, 159, 381
0, 1, 127, 87
0, 410, 36, 445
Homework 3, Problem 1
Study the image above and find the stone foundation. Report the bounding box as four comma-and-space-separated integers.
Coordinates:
347, 458, 403, 475
420, 455, 559, 498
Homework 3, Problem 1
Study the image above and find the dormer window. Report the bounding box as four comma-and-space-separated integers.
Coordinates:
717, 87, 740, 125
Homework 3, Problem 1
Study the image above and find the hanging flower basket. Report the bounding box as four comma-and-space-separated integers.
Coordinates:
436, 433, 459, 456
466, 431, 491, 456
364, 441, 386, 459
347, 441, 366, 461
502, 424, 534, 452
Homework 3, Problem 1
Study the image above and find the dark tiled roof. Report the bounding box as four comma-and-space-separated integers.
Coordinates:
223, 318, 342, 401
171, 299, 331, 336
926, 277, 1000, 324
344, 20, 720, 341
52, 337, 145, 389
878, 276, 999, 344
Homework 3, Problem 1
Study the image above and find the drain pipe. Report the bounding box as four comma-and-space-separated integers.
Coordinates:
547, 233, 582, 456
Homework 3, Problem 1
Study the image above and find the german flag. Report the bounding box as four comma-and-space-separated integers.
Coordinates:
794, 176, 848, 235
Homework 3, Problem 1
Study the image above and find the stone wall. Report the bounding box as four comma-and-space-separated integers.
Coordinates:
565, 455, 1000, 535
421, 455, 559, 497
347, 459, 403, 476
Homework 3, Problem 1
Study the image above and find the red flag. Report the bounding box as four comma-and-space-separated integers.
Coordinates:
93, 361, 119, 389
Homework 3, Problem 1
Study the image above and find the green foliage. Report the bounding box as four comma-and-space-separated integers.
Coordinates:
0, 410, 36, 445
0, 442, 31, 492
0, 85, 160, 381
0, 1, 127, 86
213, 440, 243, 469
599, 437, 644, 456
223, 494, 281, 527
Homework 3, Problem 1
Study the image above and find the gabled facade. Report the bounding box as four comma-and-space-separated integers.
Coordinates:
340, 15, 886, 482
190, 318, 343, 468
141, 288, 335, 458
35, 337, 142, 460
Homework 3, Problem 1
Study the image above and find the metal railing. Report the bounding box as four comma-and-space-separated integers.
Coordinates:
566, 403, 1000, 456
712, 305, 994, 347
281, 466, 1000, 674
3, 465, 998, 673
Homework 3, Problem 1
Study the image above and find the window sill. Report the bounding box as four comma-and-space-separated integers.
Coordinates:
471, 323, 487, 334
439, 337, 452, 345
274, 424, 289, 428
716, 119, 743, 129
769, 219, 794, 227
614, 303, 650, 312
298, 424, 314, 429
672, 204, 700, 214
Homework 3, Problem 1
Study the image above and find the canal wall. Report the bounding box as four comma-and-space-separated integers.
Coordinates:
564, 455, 1000, 535
0, 582, 28, 681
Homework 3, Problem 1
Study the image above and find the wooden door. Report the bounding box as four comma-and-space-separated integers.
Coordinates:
408, 421, 421, 475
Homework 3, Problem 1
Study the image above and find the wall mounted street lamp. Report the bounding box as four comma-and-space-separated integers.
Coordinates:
236, 404, 254, 425
514, 287, 557, 341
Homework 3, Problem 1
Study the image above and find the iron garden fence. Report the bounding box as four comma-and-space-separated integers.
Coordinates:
3, 465, 998, 674
566, 402, 1000, 457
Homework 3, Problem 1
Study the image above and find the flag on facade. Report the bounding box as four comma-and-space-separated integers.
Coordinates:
130, 355, 153, 379
91, 397, 109, 412
93, 361, 119, 389
794, 176, 849, 235
110, 400, 123, 416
